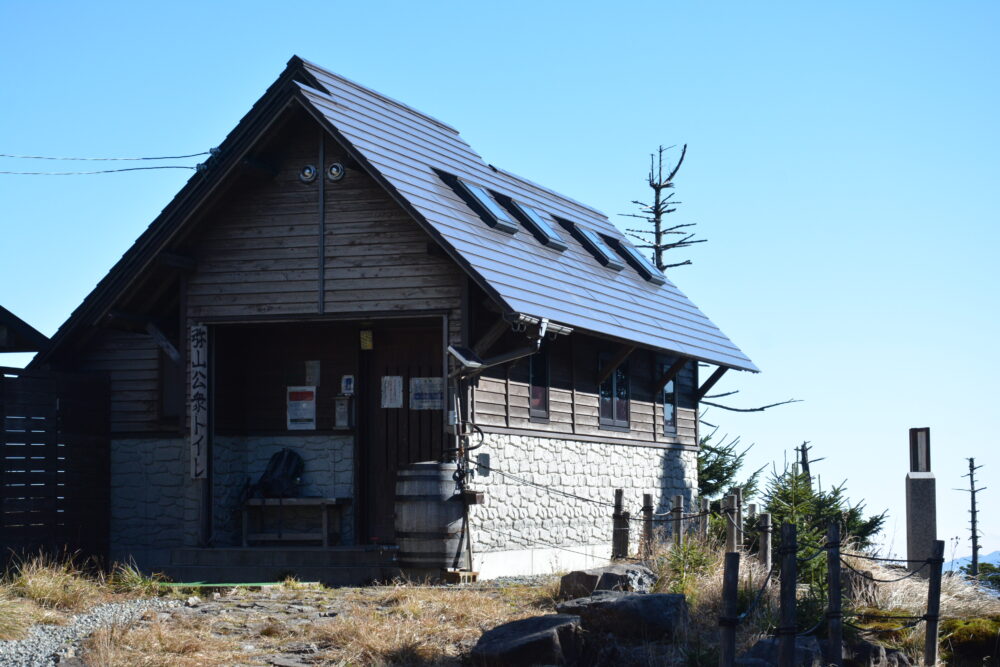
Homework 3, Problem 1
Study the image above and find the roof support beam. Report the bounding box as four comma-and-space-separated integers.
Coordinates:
597, 345, 635, 386
472, 317, 511, 357
655, 357, 688, 394
696, 366, 728, 402
106, 310, 180, 363
156, 252, 197, 271
145, 321, 181, 364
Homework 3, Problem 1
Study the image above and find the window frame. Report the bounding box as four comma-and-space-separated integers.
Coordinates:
598, 355, 630, 430
455, 179, 520, 234
528, 346, 550, 421
660, 362, 679, 435
507, 200, 568, 251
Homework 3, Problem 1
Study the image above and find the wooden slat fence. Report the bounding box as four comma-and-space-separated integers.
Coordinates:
0, 366, 109, 564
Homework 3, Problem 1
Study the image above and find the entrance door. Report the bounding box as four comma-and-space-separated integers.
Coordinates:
359, 323, 445, 543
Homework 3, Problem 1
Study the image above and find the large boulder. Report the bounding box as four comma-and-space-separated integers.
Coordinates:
555, 591, 688, 640
845, 638, 912, 666
470, 614, 583, 666
558, 563, 657, 599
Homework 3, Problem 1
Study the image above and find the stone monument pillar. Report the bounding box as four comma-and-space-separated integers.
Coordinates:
905, 427, 936, 575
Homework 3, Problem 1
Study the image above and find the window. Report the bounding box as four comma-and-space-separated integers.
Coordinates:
599, 357, 629, 429
456, 179, 519, 234
529, 347, 549, 420
577, 227, 625, 270
617, 242, 666, 285
509, 201, 568, 251
661, 363, 678, 435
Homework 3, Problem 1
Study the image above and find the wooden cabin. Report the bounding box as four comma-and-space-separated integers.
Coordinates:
27, 56, 756, 582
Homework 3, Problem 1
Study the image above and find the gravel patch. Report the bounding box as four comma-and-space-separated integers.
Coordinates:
0, 597, 181, 667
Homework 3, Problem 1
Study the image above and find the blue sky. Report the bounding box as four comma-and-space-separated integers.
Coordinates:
2, 1, 997, 558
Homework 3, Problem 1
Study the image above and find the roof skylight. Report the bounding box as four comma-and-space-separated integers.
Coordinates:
508, 201, 567, 251
456, 180, 519, 234
617, 243, 666, 285
577, 228, 625, 271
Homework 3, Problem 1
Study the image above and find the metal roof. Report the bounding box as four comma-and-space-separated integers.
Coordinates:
297, 61, 757, 371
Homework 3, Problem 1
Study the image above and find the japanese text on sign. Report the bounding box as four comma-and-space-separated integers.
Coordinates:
189, 324, 208, 479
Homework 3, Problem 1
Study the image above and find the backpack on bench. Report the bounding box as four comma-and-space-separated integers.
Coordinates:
250, 447, 304, 498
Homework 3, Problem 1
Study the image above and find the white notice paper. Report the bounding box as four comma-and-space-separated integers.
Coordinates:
381, 376, 403, 408
287, 386, 317, 430
304, 360, 321, 386
409, 377, 444, 410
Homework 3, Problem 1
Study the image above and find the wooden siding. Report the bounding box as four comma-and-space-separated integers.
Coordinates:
473, 332, 699, 447
186, 113, 463, 339
76, 329, 161, 433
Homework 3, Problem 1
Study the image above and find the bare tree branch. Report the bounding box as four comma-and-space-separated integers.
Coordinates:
700, 399, 802, 413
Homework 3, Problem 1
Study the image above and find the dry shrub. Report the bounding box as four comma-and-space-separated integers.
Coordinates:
647, 535, 778, 662
6, 553, 105, 611
83, 616, 246, 667
307, 583, 538, 665
0, 596, 63, 640
108, 562, 165, 597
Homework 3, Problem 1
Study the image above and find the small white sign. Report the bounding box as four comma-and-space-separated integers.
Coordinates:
381, 376, 403, 408
341, 374, 355, 396
287, 386, 317, 430
410, 377, 444, 410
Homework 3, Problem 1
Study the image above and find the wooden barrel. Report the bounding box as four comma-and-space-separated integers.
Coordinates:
394, 461, 464, 570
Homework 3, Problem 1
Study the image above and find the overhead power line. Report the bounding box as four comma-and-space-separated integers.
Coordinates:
0, 166, 198, 175
0, 151, 210, 161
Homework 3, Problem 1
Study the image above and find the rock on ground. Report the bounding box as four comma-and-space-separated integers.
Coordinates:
555, 591, 688, 640
557, 564, 657, 599
738, 636, 824, 667
470, 614, 583, 667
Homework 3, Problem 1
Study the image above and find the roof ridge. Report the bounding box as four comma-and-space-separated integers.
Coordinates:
491, 165, 608, 219
297, 57, 461, 136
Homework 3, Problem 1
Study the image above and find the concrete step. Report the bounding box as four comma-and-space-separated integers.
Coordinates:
161, 563, 404, 586
171, 546, 399, 568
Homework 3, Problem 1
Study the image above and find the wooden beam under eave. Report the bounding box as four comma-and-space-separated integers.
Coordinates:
156, 252, 197, 271
472, 317, 511, 356
597, 345, 636, 385
145, 321, 181, 363
696, 366, 728, 401
655, 357, 688, 393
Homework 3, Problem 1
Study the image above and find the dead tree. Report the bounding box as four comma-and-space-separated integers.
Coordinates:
621, 144, 706, 270
955, 458, 985, 576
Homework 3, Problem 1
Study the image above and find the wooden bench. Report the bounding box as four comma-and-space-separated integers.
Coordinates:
241, 497, 351, 547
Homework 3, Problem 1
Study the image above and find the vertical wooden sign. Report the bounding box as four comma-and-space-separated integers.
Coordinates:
189, 324, 208, 479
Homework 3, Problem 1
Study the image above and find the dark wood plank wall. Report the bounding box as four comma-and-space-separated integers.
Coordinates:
187, 115, 463, 335
76, 330, 160, 433
73, 110, 463, 434
474, 333, 699, 447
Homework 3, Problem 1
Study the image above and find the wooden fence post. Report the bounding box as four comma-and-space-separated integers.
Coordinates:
724, 495, 738, 553
641, 492, 653, 559
826, 522, 843, 666
612, 488, 626, 559
778, 522, 797, 667
759, 513, 772, 571
700, 497, 710, 540
719, 551, 740, 667
672, 494, 684, 548
735, 487, 744, 548
924, 539, 945, 666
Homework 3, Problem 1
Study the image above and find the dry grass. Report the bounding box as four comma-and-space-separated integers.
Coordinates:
647, 535, 778, 662
5, 552, 106, 611
83, 613, 247, 667
305, 583, 545, 665
842, 552, 1000, 661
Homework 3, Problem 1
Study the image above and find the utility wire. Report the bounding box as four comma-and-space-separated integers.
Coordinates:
0, 166, 198, 175
0, 151, 210, 161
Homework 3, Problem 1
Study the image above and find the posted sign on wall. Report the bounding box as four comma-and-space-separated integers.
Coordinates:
189, 324, 209, 479
287, 386, 317, 430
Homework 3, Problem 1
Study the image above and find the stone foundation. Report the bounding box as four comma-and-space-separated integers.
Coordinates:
110, 434, 355, 572
109, 438, 198, 571
467, 433, 697, 578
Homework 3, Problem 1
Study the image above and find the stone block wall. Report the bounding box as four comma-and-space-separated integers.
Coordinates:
109, 438, 199, 571
213, 434, 354, 546
467, 433, 697, 575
